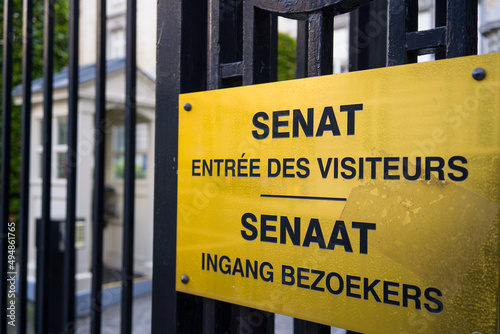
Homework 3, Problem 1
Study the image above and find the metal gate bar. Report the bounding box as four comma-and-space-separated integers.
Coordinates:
153, 0, 183, 331
122, 0, 137, 332
306, 10, 334, 77
348, 0, 388, 72
18, 0, 34, 332
0, 0, 141, 332
36, 0, 55, 331
0, 0, 14, 332
91, 0, 107, 332
63, 0, 80, 331
387, 0, 478, 66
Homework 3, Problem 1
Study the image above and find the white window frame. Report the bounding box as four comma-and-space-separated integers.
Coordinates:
111, 123, 149, 181
34, 117, 68, 181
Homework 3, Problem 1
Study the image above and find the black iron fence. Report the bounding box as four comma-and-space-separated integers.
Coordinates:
1, 0, 138, 333
0, 0, 481, 333
153, 0, 478, 333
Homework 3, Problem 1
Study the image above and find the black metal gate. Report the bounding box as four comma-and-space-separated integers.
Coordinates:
153, 0, 477, 333
0, 0, 479, 333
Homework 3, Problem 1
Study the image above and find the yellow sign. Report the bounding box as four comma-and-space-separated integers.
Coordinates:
177, 53, 500, 333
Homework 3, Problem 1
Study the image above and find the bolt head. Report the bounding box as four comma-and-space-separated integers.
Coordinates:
183, 103, 192, 111
472, 68, 486, 81
180, 275, 189, 284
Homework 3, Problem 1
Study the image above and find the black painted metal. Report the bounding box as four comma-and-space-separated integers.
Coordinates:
18, 0, 33, 332
152, 0, 182, 331
0, 0, 14, 332
208, 0, 221, 89
63, 0, 79, 331
349, 0, 387, 71
36, 219, 67, 333
307, 10, 333, 76
435, 0, 446, 59
387, 0, 477, 66
91, 0, 107, 332
36, 0, 55, 332
121, 0, 137, 332
446, 0, 478, 58
243, 4, 278, 85
296, 20, 309, 78
250, 0, 371, 14
406, 27, 447, 52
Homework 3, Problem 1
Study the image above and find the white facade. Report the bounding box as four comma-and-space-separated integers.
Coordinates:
19, 65, 156, 290
480, 0, 500, 54
21, 0, 157, 293
79, 0, 157, 77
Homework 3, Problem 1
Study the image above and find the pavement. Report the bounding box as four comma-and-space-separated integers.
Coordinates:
76, 293, 152, 333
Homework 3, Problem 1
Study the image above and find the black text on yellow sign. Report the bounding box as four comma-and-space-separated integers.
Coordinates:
176, 53, 500, 333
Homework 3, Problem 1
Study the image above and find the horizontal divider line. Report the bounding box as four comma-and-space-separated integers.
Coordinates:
260, 194, 347, 201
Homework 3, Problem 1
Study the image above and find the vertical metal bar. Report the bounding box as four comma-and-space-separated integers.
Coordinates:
435, 0, 446, 27
91, 0, 106, 332
307, 10, 333, 77
121, 0, 137, 332
202, 298, 233, 333
243, 4, 278, 85
434, 0, 446, 59
63, 0, 79, 331
202, 299, 216, 333
349, 0, 387, 72
254, 7, 278, 84
219, 0, 243, 64
296, 20, 308, 78
0, 0, 14, 332
36, 0, 55, 332
367, 0, 388, 69
349, 5, 365, 71
387, 0, 410, 65
208, 0, 220, 90
18, 0, 33, 332
176, 292, 203, 332
446, 0, 477, 58
405, 0, 418, 63
152, 0, 181, 331
242, 2, 255, 85
177, 0, 208, 328
180, 0, 208, 94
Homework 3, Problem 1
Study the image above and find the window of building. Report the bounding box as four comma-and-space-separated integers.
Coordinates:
109, 29, 126, 59
36, 120, 43, 179
108, 0, 125, 6
111, 123, 149, 180
35, 117, 68, 180
55, 117, 68, 179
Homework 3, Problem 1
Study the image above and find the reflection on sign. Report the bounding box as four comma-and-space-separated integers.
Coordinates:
177, 53, 500, 333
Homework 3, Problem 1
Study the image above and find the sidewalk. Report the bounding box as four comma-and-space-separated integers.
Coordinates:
76, 293, 151, 333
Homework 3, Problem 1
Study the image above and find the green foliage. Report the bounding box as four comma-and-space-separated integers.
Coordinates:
0, 0, 69, 221
277, 32, 296, 81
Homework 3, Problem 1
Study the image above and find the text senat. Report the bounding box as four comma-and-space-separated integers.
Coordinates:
252, 104, 363, 140
241, 213, 376, 254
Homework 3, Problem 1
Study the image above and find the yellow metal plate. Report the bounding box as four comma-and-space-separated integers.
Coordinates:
177, 53, 500, 333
